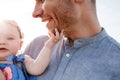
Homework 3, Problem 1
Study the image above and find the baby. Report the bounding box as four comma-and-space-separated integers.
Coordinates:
0, 20, 63, 80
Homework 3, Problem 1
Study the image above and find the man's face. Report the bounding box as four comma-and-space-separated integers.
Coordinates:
33, 0, 78, 33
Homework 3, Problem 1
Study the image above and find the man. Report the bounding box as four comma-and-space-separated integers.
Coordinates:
25, 0, 120, 80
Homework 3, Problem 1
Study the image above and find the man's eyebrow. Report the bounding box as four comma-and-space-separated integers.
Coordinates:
36, 0, 41, 1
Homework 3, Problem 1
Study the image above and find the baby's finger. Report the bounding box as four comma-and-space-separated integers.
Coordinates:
54, 28, 60, 40
49, 31, 54, 39
59, 29, 64, 39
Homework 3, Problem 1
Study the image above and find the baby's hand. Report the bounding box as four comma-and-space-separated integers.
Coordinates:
50, 28, 64, 43
0, 69, 5, 80
45, 28, 64, 48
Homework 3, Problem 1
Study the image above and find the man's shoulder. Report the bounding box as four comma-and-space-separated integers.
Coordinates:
24, 35, 49, 58
28, 35, 48, 46
103, 36, 120, 58
32, 35, 49, 43
106, 36, 120, 50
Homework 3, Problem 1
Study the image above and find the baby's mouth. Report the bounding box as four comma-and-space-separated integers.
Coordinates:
0, 48, 8, 52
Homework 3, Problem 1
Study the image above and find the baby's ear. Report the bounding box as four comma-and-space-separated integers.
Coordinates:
20, 40, 24, 49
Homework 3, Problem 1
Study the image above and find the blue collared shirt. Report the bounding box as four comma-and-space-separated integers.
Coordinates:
25, 28, 120, 80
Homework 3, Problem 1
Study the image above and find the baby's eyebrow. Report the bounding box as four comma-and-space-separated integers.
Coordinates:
6, 34, 16, 38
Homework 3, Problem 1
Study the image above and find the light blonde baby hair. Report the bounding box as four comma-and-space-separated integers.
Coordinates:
0, 19, 23, 39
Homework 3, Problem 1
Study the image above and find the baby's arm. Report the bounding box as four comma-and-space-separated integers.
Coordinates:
24, 28, 63, 75
0, 69, 5, 80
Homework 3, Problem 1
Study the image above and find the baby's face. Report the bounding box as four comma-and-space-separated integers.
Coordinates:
0, 22, 22, 58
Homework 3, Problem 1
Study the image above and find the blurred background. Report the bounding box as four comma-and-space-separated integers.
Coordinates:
0, 0, 120, 50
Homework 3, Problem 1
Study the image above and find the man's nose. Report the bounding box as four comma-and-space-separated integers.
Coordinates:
32, 7, 43, 18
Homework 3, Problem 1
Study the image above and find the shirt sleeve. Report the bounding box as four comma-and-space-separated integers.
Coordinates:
24, 35, 49, 59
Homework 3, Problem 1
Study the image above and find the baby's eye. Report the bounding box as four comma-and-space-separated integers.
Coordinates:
7, 37, 14, 40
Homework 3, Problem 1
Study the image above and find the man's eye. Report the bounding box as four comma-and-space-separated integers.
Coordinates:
41, 0, 45, 3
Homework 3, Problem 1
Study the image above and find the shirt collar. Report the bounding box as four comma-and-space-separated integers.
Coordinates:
64, 28, 108, 49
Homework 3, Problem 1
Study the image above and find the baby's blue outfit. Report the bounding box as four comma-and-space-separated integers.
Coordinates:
0, 54, 36, 80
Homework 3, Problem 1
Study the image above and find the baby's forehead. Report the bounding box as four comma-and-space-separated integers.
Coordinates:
0, 20, 18, 28
0, 21, 18, 34
0, 20, 23, 38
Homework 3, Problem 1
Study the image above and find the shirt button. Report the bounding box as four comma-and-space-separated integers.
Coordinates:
66, 53, 70, 57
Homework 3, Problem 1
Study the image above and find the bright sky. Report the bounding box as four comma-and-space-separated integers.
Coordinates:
0, 0, 120, 50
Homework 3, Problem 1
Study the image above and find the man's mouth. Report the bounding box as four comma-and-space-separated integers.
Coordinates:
42, 17, 54, 28
41, 17, 50, 25
41, 17, 61, 33
41, 17, 51, 22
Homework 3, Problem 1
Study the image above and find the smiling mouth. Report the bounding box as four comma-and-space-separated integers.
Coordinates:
42, 17, 51, 22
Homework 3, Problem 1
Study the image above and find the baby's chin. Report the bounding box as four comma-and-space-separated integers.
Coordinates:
0, 53, 9, 61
